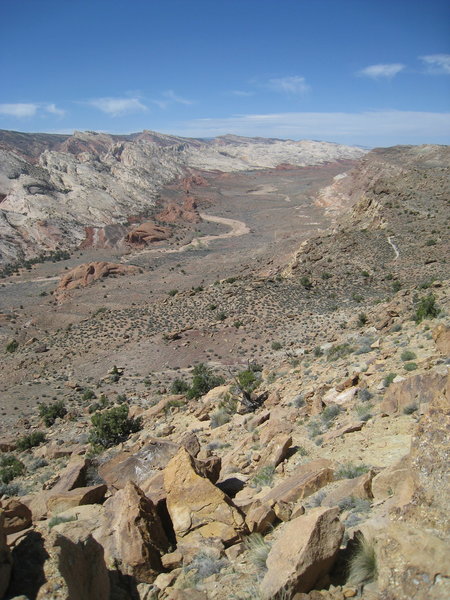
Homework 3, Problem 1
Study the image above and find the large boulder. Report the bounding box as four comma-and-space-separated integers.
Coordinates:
0, 498, 32, 534
95, 481, 169, 584
98, 438, 180, 491
0, 511, 12, 599
260, 507, 344, 598
380, 367, 448, 414
164, 448, 246, 546
37, 520, 110, 600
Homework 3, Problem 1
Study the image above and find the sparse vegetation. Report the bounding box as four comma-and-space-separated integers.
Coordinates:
414, 293, 439, 323
186, 363, 225, 399
336, 462, 369, 479
383, 373, 397, 387
327, 343, 354, 362
0, 455, 26, 483
250, 465, 275, 489
5, 339, 19, 353
48, 514, 78, 530
401, 350, 416, 361
38, 400, 67, 426
347, 534, 377, 585
244, 533, 271, 571
16, 431, 46, 451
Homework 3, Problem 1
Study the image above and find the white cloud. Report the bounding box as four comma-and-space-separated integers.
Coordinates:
230, 90, 254, 97
358, 64, 405, 79
267, 76, 310, 95
173, 110, 450, 146
45, 103, 66, 117
87, 97, 148, 116
163, 90, 193, 105
420, 54, 450, 74
0, 103, 39, 117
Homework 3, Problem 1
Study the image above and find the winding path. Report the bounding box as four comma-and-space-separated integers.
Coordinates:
387, 235, 400, 260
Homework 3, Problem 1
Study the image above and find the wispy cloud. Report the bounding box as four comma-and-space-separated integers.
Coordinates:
87, 97, 148, 116
266, 76, 310, 95
0, 102, 66, 118
0, 103, 39, 117
420, 54, 450, 75
358, 63, 405, 79
163, 90, 193, 105
174, 110, 450, 146
45, 103, 66, 117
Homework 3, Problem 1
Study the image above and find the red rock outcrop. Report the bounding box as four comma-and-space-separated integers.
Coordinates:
157, 196, 201, 224
55, 261, 139, 300
125, 221, 172, 246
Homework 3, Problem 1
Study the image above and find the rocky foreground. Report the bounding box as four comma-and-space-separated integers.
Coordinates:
0, 143, 449, 599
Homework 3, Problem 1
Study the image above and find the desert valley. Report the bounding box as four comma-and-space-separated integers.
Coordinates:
0, 130, 448, 600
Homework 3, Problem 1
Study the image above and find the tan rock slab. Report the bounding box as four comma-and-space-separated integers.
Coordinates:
380, 368, 448, 414
0, 498, 32, 534
260, 507, 344, 598
262, 459, 335, 505
164, 447, 246, 546
46, 484, 107, 515
36, 520, 110, 600
95, 481, 169, 584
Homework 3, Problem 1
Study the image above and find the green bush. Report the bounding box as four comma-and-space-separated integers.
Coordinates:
321, 404, 341, 424
414, 293, 439, 323
39, 400, 67, 426
16, 431, 46, 451
0, 455, 26, 483
236, 367, 261, 393
89, 405, 142, 449
271, 341, 283, 351
401, 350, 416, 361
383, 373, 397, 387
357, 313, 368, 327
168, 289, 178, 296
82, 388, 96, 401
403, 403, 418, 414
5, 339, 19, 353
404, 362, 418, 371
186, 364, 224, 399
300, 276, 312, 290
171, 378, 190, 394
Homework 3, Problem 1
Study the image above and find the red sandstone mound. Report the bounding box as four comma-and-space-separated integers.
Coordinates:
157, 197, 201, 224
125, 222, 172, 247
182, 174, 208, 193
55, 262, 139, 300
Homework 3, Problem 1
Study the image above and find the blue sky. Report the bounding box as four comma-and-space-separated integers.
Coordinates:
1, 0, 449, 146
